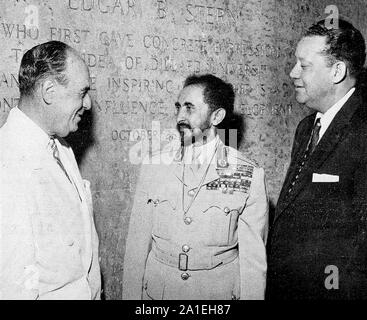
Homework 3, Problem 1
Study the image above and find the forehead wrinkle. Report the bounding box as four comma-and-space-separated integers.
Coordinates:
297, 36, 328, 55
296, 48, 324, 63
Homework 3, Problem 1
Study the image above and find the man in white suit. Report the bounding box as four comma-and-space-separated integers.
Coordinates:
0, 41, 101, 299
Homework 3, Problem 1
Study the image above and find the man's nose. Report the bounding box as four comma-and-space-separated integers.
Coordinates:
83, 93, 92, 110
289, 63, 300, 79
176, 107, 188, 122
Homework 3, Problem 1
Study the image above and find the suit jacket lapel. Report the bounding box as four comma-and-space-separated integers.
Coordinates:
308, 92, 361, 169
275, 91, 363, 221
56, 139, 94, 273
275, 115, 315, 218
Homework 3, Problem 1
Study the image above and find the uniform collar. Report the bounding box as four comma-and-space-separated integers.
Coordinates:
182, 135, 219, 165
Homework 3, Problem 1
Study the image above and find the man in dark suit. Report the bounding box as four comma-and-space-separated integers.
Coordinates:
266, 19, 367, 299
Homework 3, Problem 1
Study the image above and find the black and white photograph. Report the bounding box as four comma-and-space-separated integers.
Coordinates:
1, 0, 367, 309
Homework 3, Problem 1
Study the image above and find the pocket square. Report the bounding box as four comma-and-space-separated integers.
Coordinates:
312, 173, 339, 183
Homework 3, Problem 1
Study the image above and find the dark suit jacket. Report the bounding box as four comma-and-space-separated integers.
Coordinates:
266, 90, 367, 299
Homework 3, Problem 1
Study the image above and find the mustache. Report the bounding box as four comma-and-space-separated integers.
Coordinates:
176, 122, 192, 130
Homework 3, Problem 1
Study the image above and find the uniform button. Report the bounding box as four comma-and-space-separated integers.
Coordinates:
219, 160, 227, 167
291, 181, 295, 186
295, 175, 299, 179
182, 244, 190, 253
288, 188, 292, 193
187, 189, 195, 196
184, 216, 193, 225
301, 162, 305, 166
223, 207, 230, 215
181, 272, 190, 280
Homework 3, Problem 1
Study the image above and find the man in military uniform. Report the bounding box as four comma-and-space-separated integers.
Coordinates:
122, 74, 268, 300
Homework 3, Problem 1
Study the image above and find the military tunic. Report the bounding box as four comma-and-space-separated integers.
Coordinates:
122, 136, 268, 300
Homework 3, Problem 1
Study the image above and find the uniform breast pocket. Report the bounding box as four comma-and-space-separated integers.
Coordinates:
151, 199, 176, 240
201, 203, 241, 246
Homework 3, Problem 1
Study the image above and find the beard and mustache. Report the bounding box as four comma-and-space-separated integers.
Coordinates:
176, 120, 212, 147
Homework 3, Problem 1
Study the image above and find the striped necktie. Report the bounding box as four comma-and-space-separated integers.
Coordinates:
49, 138, 82, 202
286, 118, 321, 196
49, 138, 72, 183
308, 117, 321, 154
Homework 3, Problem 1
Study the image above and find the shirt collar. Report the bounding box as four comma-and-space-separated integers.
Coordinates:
316, 87, 355, 126
194, 135, 219, 165
183, 135, 219, 165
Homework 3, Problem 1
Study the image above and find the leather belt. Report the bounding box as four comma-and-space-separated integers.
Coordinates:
151, 242, 238, 271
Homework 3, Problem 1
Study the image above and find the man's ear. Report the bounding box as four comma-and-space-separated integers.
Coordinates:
211, 108, 226, 126
332, 61, 347, 84
41, 79, 56, 105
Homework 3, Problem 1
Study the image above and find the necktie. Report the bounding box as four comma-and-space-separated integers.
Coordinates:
49, 138, 72, 183
286, 118, 321, 196
308, 118, 321, 154
49, 138, 82, 201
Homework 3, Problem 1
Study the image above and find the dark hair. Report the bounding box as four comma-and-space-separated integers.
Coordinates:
18, 41, 71, 97
305, 19, 366, 79
183, 74, 235, 119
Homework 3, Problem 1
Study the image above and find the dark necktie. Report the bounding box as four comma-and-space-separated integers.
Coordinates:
308, 118, 321, 154
286, 118, 321, 196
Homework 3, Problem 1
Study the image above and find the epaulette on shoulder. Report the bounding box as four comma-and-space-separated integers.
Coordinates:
218, 144, 259, 168
236, 153, 259, 168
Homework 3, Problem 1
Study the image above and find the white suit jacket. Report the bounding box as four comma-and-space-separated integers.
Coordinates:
0, 108, 101, 300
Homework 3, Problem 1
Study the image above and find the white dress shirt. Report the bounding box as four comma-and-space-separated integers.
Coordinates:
316, 87, 355, 143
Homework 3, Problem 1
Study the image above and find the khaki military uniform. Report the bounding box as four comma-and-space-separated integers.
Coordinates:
122, 136, 268, 300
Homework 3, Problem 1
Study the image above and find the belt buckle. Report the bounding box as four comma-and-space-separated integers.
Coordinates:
178, 253, 188, 271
